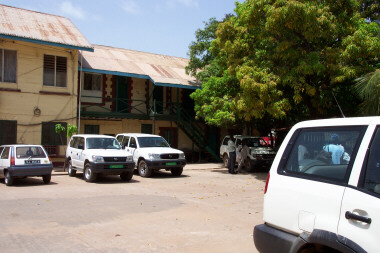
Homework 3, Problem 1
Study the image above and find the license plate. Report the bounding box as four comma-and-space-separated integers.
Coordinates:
110, 165, 123, 169
166, 162, 177, 166
25, 160, 40, 164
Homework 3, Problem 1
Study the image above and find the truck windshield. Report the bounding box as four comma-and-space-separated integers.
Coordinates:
86, 138, 121, 149
138, 137, 170, 148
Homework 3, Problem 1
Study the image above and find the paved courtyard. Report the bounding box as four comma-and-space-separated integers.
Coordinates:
0, 163, 267, 253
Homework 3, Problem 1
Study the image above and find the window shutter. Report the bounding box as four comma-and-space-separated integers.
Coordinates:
43, 55, 55, 86
56, 56, 67, 87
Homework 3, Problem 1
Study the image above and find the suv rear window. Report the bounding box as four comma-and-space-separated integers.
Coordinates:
16, 146, 47, 158
280, 126, 366, 183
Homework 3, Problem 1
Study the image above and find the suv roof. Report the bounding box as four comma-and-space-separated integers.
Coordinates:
71, 134, 115, 138
292, 116, 380, 128
118, 133, 162, 138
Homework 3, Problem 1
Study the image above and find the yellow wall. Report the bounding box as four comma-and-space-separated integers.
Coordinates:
80, 118, 197, 151
0, 39, 79, 146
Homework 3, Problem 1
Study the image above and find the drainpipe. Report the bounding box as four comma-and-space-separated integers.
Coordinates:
78, 52, 83, 133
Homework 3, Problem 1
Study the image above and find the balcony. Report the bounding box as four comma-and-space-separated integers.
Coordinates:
80, 96, 180, 121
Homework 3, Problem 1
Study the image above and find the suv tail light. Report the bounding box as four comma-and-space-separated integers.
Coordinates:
264, 173, 270, 194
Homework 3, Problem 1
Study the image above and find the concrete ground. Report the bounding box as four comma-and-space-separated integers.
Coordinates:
0, 163, 267, 253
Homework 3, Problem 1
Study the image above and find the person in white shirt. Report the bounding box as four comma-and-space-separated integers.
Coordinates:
227, 135, 236, 174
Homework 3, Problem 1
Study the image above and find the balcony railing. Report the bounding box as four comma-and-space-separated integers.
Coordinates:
80, 96, 181, 120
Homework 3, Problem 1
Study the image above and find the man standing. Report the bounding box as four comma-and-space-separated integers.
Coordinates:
227, 135, 236, 174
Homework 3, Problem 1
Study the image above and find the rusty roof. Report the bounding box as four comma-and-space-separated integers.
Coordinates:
80, 45, 200, 89
0, 4, 93, 51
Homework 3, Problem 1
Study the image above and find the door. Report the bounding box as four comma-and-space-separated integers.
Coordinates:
338, 126, 380, 252
116, 76, 129, 113
159, 127, 177, 148
126, 137, 138, 161
153, 85, 163, 114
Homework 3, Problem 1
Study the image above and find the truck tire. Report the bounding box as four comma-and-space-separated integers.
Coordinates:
138, 160, 153, 178
171, 167, 183, 176
223, 154, 229, 168
120, 171, 133, 182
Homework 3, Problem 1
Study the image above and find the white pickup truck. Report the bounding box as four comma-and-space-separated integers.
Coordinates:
116, 133, 186, 177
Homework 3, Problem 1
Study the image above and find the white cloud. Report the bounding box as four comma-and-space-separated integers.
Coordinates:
122, 0, 140, 15
59, 1, 86, 20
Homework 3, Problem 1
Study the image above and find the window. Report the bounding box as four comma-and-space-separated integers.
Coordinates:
281, 126, 365, 183
43, 55, 67, 87
84, 73, 101, 91
141, 124, 152, 134
0, 49, 17, 83
85, 125, 99, 134
41, 122, 67, 145
129, 137, 137, 148
222, 137, 230, 145
0, 120, 17, 145
362, 127, 380, 196
1, 147, 10, 159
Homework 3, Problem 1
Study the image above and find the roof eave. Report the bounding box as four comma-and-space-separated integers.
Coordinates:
80, 67, 201, 90
0, 34, 94, 52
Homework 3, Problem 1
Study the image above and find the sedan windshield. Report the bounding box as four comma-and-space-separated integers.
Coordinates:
86, 138, 121, 149
138, 137, 170, 148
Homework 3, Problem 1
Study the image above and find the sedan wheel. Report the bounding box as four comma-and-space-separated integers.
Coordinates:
5, 171, 13, 186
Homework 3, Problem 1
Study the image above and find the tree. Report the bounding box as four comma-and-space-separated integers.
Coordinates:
187, 0, 380, 128
355, 69, 380, 115
55, 123, 78, 145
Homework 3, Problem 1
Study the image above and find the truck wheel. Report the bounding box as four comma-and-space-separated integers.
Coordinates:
120, 171, 133, 182
4, 171, 13, 186
223, 154, 229, 168
138, 160, 152, 178
171, 167, 183, 176
43, 174, 51, 184
68, 160, 76, 177
84, 164, 97, 182
249, 160, 256, 172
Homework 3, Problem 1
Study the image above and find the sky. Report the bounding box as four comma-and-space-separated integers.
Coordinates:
0, 0, 239, 58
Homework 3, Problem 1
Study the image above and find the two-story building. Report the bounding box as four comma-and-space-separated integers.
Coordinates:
0, 4, 93, 163
0, 4, 221, 164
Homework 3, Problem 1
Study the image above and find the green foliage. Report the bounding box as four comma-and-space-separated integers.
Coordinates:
187, 0, 380, 127
355, 69, 380, 115
67, 124, 78, 138
55, 123, 78, 139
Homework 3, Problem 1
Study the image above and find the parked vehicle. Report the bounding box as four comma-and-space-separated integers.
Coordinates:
254, 117, 380, 253
219, 135, 276, 171
116, 133, 186, 177
0, 145, 53, 186
65, 134, 134, 182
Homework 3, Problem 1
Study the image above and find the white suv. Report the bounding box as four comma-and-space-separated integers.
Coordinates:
116, 133, 186, 177
65, 134, 134, 182
254, 117, 380, 253
220, 135, 276, 171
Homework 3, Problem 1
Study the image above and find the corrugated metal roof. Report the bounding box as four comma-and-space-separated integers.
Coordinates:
80, 45, 201, 89
0, 4, 93, 51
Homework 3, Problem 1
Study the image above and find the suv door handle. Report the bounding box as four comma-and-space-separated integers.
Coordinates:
345, 211, 372, 224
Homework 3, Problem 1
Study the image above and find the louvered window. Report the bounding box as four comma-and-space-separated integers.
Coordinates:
0, 49, 17, 83
43, 55, 67, 87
